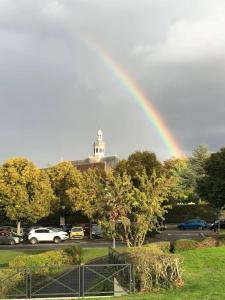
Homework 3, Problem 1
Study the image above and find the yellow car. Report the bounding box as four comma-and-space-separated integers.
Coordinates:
70, 227, 84, 240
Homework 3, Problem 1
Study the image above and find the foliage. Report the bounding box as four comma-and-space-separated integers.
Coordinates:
67, 168, 105, 220
165, 204, 213, 223
99, 171, 172, 247
144, 241, 171, 253
109, 247, 183, 292
164, 145, 210, 204
0, 246, 83, 298
173, 236, 225, 252
198, 147, 225, 210
63, 245, 83, 264
115, 151, 162, 186
46, 161, 82, 212
173, 239, 199, 252
0, 157, 54, 233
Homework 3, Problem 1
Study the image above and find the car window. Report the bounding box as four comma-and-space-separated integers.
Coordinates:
35, 229, 49, 233
71, 228, 83, 232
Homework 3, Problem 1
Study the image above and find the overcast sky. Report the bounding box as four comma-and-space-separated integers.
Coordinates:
0, 0, 225, 167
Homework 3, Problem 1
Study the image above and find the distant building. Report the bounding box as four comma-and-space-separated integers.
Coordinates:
72, 129, 119, 172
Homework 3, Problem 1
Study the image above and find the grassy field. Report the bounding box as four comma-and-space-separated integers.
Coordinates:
1, 246, 225, 299
0, 249, 45, 266
0, 247, 108, 266
105, 246, 225, 300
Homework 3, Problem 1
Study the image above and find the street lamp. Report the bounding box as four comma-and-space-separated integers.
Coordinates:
60, 204, 66, 226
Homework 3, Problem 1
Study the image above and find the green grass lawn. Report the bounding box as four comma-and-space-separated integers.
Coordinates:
1, 246, 225, 299
0, 249, 45, 266
83, 247, 108, 263
104, 246, 225, 300
0, 247, 108, 266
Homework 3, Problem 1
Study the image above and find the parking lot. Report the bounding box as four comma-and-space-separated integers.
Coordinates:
0, 224, 219, 250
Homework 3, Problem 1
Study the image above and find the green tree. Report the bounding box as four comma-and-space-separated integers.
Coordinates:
197, 148, 225, 210
115, 151, 162, 186
99, 171, 171, 247
163, 158, 194, 204
164, 145, 210, 204
46, 161, 82, 218
0, 157, 54, 234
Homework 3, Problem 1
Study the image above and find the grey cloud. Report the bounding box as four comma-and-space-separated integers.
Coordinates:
0, 0, 225, 166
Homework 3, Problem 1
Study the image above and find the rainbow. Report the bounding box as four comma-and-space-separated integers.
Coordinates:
82, 39, 183, 158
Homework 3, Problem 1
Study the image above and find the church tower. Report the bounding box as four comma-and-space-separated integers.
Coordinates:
93, 129, 105, 159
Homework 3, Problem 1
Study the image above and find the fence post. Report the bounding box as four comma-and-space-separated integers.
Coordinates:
25, 268, 31, 299
79, 264, 84, 297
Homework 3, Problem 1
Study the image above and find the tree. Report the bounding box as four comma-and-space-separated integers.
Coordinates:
115, 151, 162, 186
197, 148, 225, 210
0, 157, 54, 234
163, 158, 194, 204
98, 171, 171, 247
67, 168, 107, 239
163, 145, 210, 204
46, 161, 82, 223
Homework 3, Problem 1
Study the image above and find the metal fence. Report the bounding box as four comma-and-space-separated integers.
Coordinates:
0, 264, 132, 299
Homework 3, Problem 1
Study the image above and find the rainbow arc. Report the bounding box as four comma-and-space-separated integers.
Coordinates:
82, 38, 183, 158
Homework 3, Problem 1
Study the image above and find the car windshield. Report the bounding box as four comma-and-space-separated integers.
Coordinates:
71, 228, 82, 232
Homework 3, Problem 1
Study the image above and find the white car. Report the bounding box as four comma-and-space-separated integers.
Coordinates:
28, 227, 69, 244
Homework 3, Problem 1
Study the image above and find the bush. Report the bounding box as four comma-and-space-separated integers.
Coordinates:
215, 235, 225, 246
109, 247, 183, 292
173, 239, 199, 252
144, 241, 171, 253
198, 237, 217, 249
0, 246, 83, 298
63, 246, 83, 264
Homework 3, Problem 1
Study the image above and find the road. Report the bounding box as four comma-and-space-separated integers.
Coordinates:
0, 225, 218, 250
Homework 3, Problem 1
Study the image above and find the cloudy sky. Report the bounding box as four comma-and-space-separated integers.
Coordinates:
0, 0, 225, 167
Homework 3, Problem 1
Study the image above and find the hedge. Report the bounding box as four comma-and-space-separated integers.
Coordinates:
0, 246, 83, 298
109, 246, 183, 292
144, 241, 171, 253
173, 235, 225, 252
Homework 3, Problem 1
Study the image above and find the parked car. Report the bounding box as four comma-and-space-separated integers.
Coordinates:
28, 227, 69, 244
70, 227, 84, 240
91, 224, 103, 238
177, 219, 208, 230
0, 232, 22, 245
209, 219, 225, 230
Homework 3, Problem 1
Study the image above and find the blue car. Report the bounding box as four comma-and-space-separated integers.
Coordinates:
177, 219, 208, 230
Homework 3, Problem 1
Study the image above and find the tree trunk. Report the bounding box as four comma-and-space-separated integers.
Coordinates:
17, 221, 21, 236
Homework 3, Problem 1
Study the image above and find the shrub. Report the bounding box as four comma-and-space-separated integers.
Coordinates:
173, 239, 199, 252
109, 247, 183, 292
198, 237, 217, 249
63, 246, 83, 264
215, 235, 225, 246
0, 246, 83, 298
144, 241, 171, 253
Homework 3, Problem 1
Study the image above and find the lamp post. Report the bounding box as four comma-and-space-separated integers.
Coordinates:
60, 204, 66, 226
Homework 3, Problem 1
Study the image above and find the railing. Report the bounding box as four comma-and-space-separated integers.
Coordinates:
0, 263, 132, 299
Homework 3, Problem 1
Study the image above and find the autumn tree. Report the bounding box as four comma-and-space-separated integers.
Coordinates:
0, 157, 54, 234
46, 161, 81, 224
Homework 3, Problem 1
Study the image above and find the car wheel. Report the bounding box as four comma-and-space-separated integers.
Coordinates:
54, 237, 61, 244
30, 237, 38, 245
198, 226, 203, 230
10, 239, 16, 246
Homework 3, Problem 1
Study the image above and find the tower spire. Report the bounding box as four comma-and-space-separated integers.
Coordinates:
93, 129, 105, 159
